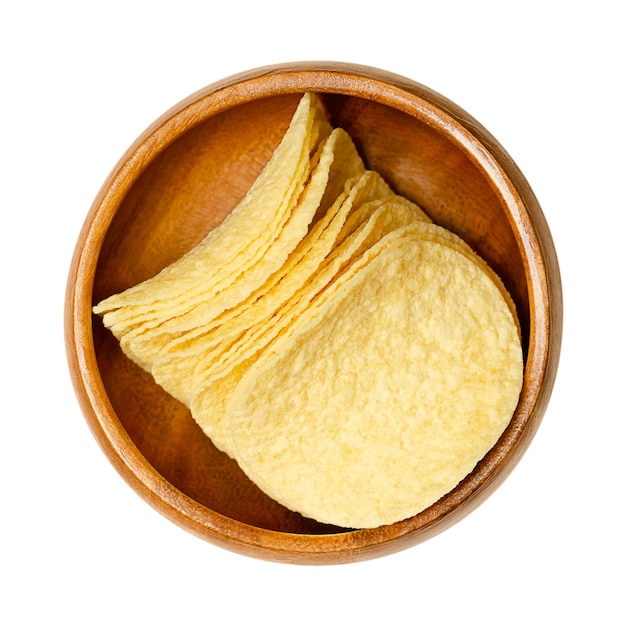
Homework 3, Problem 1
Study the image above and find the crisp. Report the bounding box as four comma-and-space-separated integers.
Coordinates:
93, 92, 523, 529
228, 222, 523, 528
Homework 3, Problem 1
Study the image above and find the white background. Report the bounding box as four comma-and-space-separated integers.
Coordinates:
2, 1, 623, 623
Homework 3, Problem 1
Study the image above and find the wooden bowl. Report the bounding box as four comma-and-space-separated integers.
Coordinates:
65, 61, 562, 564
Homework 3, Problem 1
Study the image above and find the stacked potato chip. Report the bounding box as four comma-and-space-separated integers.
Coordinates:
94, 93, 523, 529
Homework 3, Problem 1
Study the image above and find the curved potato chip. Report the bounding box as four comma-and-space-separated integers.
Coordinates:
94, 93, 332, 368
227, 222, 523, 528
148, 132, 373, 403
190, 203, 429, 456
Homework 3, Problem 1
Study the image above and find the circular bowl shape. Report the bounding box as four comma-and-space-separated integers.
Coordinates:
65, 61, 562, 564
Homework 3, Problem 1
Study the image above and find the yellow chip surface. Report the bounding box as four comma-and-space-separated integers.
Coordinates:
148, 129, 368, 404
227, 223, 523, 528
94, 93, 332, 370
189, 201, 428, 456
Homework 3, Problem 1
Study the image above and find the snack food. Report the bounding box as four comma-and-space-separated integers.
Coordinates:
190, 195, 429, 456
93, 92, 523, 529
227, 222, 523, 528
94, 92, 333, 370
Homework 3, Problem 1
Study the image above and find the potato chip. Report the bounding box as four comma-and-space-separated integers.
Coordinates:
189, 201, 429, 456
148, 129, 370, 403
94, 92, 332, 370
119, 125, 361, 372
93, 91, 523, 530
204, 195, 428, 382
227, 222, 523, 528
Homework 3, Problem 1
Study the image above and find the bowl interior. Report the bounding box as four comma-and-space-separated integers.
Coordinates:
77, 70, 554, 559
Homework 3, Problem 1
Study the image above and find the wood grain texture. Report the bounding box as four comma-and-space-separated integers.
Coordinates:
65, 61, 562, 564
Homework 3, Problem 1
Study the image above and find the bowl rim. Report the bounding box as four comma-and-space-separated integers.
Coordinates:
65, 60, 563, 564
